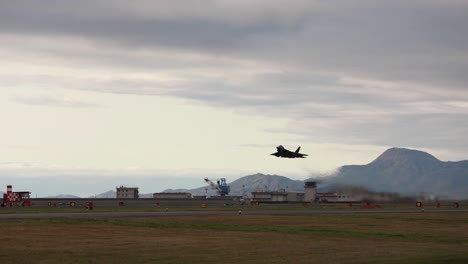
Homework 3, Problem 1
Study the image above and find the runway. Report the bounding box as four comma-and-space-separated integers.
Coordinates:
1, 209, 467, 220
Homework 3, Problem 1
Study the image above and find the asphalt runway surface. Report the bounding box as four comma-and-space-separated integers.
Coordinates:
1, 209, 468, 220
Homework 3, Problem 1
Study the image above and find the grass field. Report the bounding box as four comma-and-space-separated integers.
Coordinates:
1, 211, 467, 264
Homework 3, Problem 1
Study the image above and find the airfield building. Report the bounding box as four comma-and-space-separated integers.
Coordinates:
251, 190, 305, 202
287, 191, 305, 202
316, 192, 359, 203
153, 192, 192, 199
116, 186, 139, 199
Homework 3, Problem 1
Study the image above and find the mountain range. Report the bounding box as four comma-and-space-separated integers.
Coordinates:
163, 147, 467, 199
14, 147, 465, 199
322, 147, 468, 199
163, 173, 304, 196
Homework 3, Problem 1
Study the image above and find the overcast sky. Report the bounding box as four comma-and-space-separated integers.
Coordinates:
1, 1, 467, 196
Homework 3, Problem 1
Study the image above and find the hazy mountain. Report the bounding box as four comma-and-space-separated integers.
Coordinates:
162, 188, 193, 193
229, 173, 304, 194
93, 190, 116, 198
322, 148, 468, 199
37, 148, 467, 200
45, 194, 81, 198
163, 173, 304, 196
92, 190, 153, 198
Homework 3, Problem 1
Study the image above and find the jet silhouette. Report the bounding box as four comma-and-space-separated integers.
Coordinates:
270, 145, 308, 158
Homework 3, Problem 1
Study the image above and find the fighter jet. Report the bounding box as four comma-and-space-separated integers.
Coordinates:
270, 145, 308, 158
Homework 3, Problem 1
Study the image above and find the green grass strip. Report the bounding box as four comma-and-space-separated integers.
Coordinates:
17, 218, 468, 244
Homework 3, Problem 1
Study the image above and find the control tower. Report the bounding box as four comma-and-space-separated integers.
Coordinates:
304, 181, 317, 202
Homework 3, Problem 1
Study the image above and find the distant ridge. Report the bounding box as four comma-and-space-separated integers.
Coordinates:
324, 147, 468, 199
92, 190, 153, 198
163, 173, 304, 196
162, 148, 468, 199
30, 148, 468, 199
372, 147, 440, 164
230, 173, 304, 194
93, 190, 116, 198
44, 194, 81, 199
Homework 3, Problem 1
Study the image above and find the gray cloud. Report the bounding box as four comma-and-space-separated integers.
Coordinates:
1, 1, 467, 88
11, 96, 99, 108
1, 0, 467, 156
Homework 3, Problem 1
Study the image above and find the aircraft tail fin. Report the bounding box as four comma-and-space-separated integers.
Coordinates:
295, 146, 301, 153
